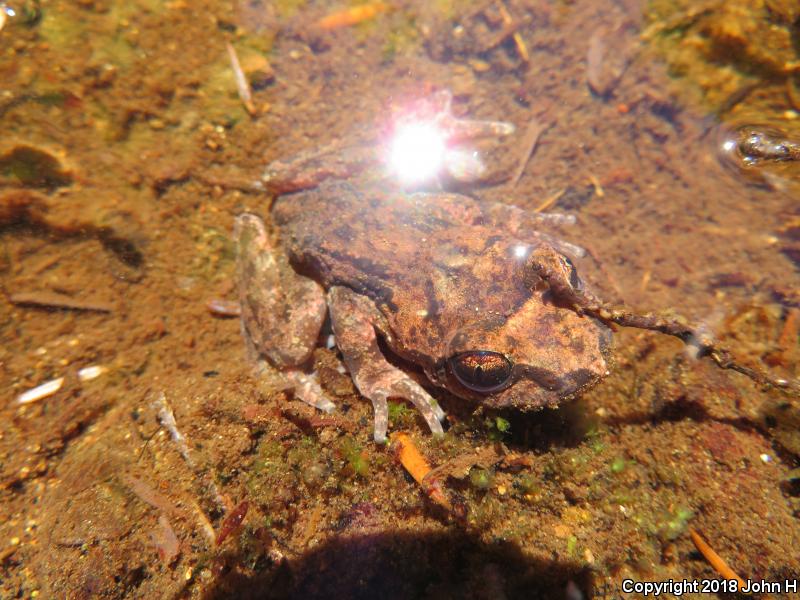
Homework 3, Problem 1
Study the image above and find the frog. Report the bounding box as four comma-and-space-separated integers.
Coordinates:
234, 91, 797, 444
238, 180, 618, 443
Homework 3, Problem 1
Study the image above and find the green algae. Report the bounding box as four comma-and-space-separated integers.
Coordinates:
468, 466, 494, 490
339, 437, 370, 478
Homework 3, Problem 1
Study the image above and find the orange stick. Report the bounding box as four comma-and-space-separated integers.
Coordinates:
315, 3, 389, 30
689, 528, 746, 588
391, 432, 451, 510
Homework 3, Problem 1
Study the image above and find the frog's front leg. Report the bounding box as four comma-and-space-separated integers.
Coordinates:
327, 286, 445, 443
261, 142, 375, 195
235, 214, 335, 412
528, 244, 800, 395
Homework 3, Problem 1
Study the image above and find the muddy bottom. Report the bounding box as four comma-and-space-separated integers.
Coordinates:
1, 1, 799, 599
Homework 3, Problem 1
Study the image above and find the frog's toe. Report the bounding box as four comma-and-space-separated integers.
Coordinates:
394, 378, 445, 436
371, 396, 389, 444
362, 372, 444, 439
284, 370, 336, 414
354, 368, 445, 442
444, 148, 487, 183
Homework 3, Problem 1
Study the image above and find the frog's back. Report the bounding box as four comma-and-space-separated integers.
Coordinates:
273, 181, 613, 395
272, 181, 483, 303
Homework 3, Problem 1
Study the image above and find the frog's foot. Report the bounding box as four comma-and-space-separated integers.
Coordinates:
235, 213, 327, 369
252, 360, 336, 413
430, 89, 516, 141
283, 369, 336, 413
391, 89, 515, 184
261, 142, 374, 195
327, 286, 445, 443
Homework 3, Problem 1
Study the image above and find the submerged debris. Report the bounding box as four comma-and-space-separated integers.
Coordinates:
689, 528, 746, 588
314, 2, 389, 30
206, 298, 241, 318
16, 365, 107, 405
586, 21, 638, 97
424, 445, 504, 483
391, 432, 451, 512
425, 1, 531, 72
225, 41, 256, 117
77, 365, 106, 381
9, 290, 114, 313
16, 377, 63, 405
0, 4, 14, 32
151, 515, 181, 564
152, 392, 227, 511
122, 474, 179, 516
154, 392, 194, 468
0, 143, 72, 189
508, 113, 551, 188
216, 500, 249, 545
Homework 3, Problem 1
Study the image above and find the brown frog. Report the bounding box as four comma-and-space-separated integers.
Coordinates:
235, 92, 796, 443
238, 181, 617, 443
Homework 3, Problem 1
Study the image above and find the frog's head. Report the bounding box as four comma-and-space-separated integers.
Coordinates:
432, 290, 613, 410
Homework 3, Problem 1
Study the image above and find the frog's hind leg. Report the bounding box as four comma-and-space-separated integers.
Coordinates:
327, 286, 445, 443
235, 213, 334, 413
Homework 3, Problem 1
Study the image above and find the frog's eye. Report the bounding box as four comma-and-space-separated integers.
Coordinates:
448, 351, 513, 393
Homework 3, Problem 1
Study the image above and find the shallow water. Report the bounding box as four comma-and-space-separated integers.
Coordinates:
1, 1, 799, 598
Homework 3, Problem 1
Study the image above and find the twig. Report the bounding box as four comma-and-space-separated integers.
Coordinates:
391, 432, 451, 511
10, 290, 114, 313
497, 1, 529, 63
225, 41, 256, 117
533, 188, 565, 213
588, 173, 605, 197
639, 1, 720, 41
155, 393, 194, 469
509, 116, 551, 188
689, 528, 746, 588
153, 392, 227, 510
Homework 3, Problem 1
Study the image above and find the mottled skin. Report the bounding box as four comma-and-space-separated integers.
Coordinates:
237, 181, 614, 442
